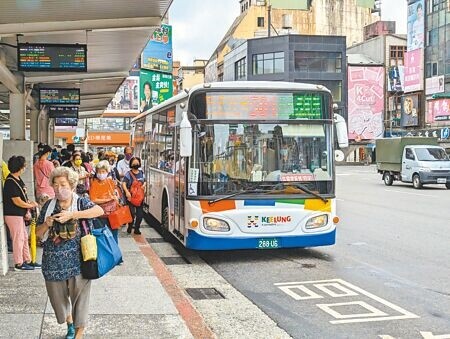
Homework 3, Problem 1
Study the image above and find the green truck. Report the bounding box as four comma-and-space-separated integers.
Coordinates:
376, 137, 450, 189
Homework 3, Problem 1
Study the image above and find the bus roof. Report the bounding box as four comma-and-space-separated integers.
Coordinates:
132, 81, 331, 123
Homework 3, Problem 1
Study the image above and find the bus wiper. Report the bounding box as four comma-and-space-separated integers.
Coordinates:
269, 182, 328, 203
208, 190, 267, 205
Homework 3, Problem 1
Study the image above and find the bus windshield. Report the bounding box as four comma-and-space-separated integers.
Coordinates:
188, 122, 333, 197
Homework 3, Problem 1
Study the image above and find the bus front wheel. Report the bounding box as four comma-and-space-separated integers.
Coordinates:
161, 205, 172, 241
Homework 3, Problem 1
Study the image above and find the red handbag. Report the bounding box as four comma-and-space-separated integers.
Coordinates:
108, 205, 133, 230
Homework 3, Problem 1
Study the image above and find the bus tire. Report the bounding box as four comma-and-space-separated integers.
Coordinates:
383, 172, 393, 186
412, 174, 422, 189
161, 205, 172, 242
446, 183, 450, 189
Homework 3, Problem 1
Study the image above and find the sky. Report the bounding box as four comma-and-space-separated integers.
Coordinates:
169, 0, 408, 65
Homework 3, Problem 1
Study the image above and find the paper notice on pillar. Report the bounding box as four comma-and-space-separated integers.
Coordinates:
404, 50, 423, 93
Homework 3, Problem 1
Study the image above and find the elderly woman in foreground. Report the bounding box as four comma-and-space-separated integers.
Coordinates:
36, 167, 103, 339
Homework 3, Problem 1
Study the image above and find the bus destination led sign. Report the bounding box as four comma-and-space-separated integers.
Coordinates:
39, 88, 80, 105
205, 92, 324, 120
18, 43, 87, 72
48, 106, 79, 119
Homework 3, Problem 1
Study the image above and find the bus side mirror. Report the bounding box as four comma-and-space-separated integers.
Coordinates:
180, 111, 192, 157
334, 114, 349, 148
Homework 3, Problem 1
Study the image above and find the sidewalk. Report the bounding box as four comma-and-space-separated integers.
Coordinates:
0, 224, 211, 339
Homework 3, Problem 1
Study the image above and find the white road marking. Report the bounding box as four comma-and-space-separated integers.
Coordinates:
384, 189, 437, 197
420, 332, 450, 339
379, 336, 396, 339
275, 278, 419, 324
317, 300, 388, 319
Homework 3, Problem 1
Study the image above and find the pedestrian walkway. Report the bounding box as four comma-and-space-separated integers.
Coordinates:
0, 225, 206, 339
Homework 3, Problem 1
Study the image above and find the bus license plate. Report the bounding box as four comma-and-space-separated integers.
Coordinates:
437, 178, 447, 184
257, 238, 280, 249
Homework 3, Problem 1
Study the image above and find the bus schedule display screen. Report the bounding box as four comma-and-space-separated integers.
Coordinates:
204, 92, 325, 120
48, 106, 79, 119
18, 43, 87, 72
39, 88, 80, 105
55, 118, 78, 127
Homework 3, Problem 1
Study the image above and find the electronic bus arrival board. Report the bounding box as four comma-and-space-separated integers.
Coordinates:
48, 106, 79, 119
18, 43, 87, 72
205, 92, 325, 120
55, 118, 78, 127
39, 88, 80, 105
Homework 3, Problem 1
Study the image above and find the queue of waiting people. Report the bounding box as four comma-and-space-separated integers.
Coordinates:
2, 144, 145, 339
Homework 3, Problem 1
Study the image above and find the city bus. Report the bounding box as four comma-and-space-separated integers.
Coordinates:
131, 81, 348, 250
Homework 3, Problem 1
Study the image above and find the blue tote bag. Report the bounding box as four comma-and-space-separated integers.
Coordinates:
92, 225, 123, 277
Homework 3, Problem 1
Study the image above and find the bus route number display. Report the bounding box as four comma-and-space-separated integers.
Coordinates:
18, 43, 87, 72
39, 88, 80, 105
205, 92, 323, 120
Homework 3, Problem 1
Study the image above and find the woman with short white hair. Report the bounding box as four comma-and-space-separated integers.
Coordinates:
36, 166, 103, 339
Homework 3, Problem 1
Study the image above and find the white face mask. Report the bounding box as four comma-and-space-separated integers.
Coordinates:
97, 173, 108, 181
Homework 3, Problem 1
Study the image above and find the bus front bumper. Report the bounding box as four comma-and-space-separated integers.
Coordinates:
185, 229, 336, 251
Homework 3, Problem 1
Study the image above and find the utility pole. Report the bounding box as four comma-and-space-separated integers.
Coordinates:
268, 4, 272, 37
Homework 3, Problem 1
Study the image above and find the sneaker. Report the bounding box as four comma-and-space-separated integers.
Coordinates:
66, 322, 75, 339
14, 263, 35, 271
134, 229, 141, 235
28, 262, 42, 269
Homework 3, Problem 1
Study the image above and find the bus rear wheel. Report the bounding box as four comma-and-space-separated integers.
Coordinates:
446, 183, 450, 189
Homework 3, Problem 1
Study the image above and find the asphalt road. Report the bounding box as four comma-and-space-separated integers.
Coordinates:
197, 166, 450, 339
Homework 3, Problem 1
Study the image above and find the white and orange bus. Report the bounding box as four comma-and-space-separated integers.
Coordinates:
132, 81, 348, 250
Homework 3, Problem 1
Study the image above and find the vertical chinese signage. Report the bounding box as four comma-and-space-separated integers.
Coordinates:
141, 25, 173, 73
139, 69, 173, 112
404, 49, 423, 93
140, 24, 174, 111
348, 66, 384, 140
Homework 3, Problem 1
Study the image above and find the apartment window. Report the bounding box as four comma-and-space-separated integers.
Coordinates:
433, 62, 438, 75
257, 17, 265, 27
294, 51, 342, 73
389, 45, 407, 66
252, 52, 284, 75
235, 57, 246, 80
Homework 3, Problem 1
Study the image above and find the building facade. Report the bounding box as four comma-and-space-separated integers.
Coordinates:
206, 0, 379, 82
223, 35, 348, 117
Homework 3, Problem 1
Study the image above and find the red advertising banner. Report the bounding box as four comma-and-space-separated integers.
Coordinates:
348, 66, 384, 140
404, 50, 423, 93
427, 99, 450, 123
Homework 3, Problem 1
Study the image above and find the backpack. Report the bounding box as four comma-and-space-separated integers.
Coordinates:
129, 171, 145, 207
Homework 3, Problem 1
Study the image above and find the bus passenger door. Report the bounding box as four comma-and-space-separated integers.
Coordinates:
173, 128, 186, 239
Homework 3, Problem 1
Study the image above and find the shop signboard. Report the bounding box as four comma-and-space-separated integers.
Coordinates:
404, 49, 423, 93
141, 24, 173, 73
348, 66, 384, 140
105, 76, 140, 112
139, 69, 173, 112
427, 98, 450, 123
401, 94, 419, 127
407, 0, 424, 51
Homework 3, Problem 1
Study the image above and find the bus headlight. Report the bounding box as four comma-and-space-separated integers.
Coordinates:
305, 214, 328, 229
203, 218, 230, 232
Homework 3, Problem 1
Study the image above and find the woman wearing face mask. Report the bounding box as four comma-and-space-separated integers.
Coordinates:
33, 144, 56, 207
35, 167, 103, 339
3, 156, 39, 271
89, 161, 121, 243
69, 153, 88, 196
122, 157, 145, 235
